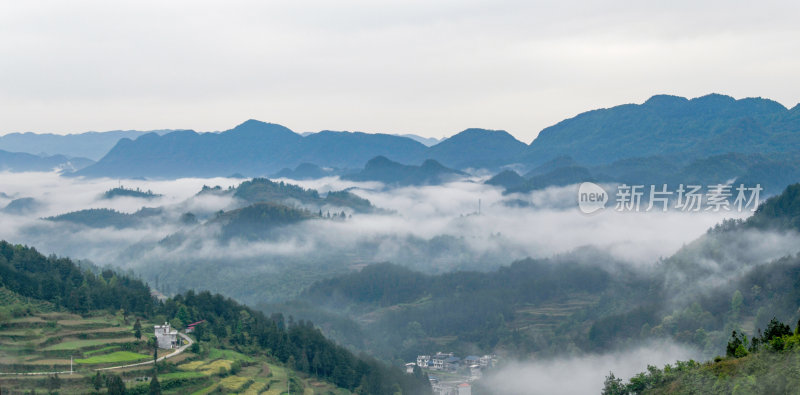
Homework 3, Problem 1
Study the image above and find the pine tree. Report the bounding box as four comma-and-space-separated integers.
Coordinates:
106, 374, 127, 395
92, 371, 104, 390
148, 370, 162, 395
134, 318, 142, 340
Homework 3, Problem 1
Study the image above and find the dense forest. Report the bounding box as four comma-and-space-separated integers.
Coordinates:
0, 241, 431, 394
279, 256, 653, 360
0, 241, 153, 314
231, 178, 377, 213
45, 207, 163, 229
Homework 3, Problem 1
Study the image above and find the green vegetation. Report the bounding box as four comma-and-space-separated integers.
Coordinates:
231, 177, 376, 213
102, 186, 162, 199
74, 351, 150, 364
45, 206, 163, 228
604, 318, 800, 394
0, 240, 431, 394
44, 338, 136, 351
213, 202, 316, 240
276, 183, 800, 371
0, 241, 154, 314
286, 258, 643, 360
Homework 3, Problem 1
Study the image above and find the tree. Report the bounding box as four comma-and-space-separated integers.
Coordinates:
230, 360, 242, 375
148, 371, 162, 395
106, 374, 126, 395
763, 317, 791, 342
47, 374, 61, 392
134, 318, 142, 340
602, 372, 628, 395
92, 371, 104, 391
726, 330, 749, 358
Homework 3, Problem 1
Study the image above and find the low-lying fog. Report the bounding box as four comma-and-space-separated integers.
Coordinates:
3, 171, 797, 393
481, 341, 700, 395
0, 171, 748, 275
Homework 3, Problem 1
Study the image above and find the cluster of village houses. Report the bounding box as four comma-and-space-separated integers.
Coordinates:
156, 322, 490, 395
405, 352, 497, 395
412, 352, 495, 373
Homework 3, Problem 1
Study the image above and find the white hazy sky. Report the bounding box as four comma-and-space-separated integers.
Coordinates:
1, 0, 799, 142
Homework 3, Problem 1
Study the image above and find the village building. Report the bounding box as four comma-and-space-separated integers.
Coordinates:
431, 352, 454, 370
417, 355, 431, 368
154, 322, 179, 349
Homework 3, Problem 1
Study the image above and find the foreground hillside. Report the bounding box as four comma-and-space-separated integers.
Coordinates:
604, 318, 800, 394
0, 241, 431, 394
0, 303, 352, 394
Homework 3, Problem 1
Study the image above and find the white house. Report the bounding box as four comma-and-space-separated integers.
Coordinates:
154, 322, 178, 349
432, 352, 454, 370
417, 355, 431, 368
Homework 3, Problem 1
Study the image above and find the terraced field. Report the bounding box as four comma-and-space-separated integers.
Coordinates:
0, 289, 351, 394
174, 354, 349, 395
0, 311, 146, 374
0, 311, 350, 394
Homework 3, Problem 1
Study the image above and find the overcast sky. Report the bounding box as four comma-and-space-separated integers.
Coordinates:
1, 0, 799, 142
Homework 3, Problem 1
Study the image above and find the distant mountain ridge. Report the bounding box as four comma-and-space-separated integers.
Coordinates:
523, 93, 800, 166
35, 93, 800, 184
0, 149, 94, 173
343, 156, 466, 186
73, 120, 526, 178
0, 129, 176, 160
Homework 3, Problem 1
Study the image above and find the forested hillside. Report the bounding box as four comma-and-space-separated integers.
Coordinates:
274, 183, 800, 369
604, 318, 800, 394
0, 241, 431, 394
283, 256, 653, 361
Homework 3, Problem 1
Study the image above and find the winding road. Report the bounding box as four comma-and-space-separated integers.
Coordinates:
0, 332, 194, 376
96, 332, 194, 371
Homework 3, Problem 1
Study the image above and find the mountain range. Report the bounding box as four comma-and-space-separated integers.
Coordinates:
343, 156, 466, 186
71, 120, 519, 179
0, 129, 175, 160
523, 94, 800, 167
5, 93, 800, 190
0, 149, 94, 172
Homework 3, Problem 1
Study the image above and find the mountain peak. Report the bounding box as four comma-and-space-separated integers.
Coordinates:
230, 119, 298, 137
449, 128, 512, 139
426, 128, 527, 169
689, 93, 737, 109
364, 155, 396, 169
643, 94, 689, 107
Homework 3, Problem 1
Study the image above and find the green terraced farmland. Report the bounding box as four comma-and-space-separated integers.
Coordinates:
43, 337, 137, 351
75, 351, 150, 364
